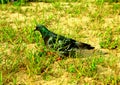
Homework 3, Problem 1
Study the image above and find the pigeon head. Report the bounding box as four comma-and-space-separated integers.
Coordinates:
34, 24, 46, 31
34, 24, 51, 38
34, 24, 49, 34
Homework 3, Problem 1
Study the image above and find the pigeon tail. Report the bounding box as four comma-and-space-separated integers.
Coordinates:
76, 42, 95, 50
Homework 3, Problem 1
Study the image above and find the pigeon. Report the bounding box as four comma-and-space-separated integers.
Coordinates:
34, 24, 94, 56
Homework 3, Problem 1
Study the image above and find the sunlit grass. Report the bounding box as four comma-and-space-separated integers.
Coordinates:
0, 0, 120, 84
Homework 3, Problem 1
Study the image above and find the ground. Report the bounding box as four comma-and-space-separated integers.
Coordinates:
0, 0, 120, 85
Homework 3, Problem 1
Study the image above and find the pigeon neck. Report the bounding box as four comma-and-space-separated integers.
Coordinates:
40, 28, 50, 38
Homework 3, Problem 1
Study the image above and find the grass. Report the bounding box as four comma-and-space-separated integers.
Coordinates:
99, 27, 119, 49
0, 0, 120, 84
